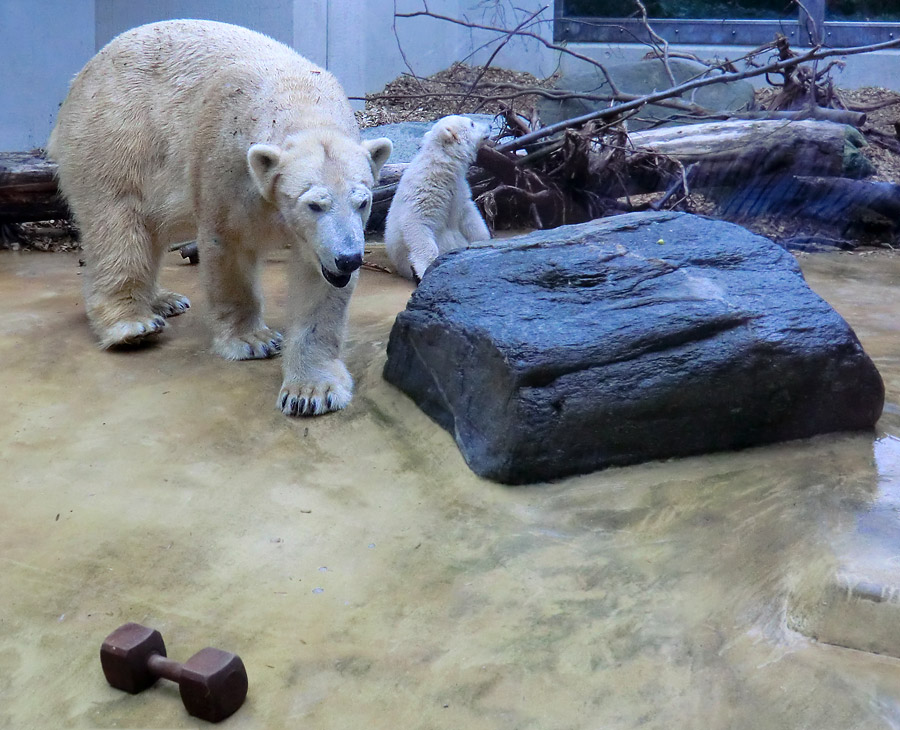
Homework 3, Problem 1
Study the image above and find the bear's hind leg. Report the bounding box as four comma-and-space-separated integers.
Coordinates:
198, 232, 282, 360
80, 209, 168, 348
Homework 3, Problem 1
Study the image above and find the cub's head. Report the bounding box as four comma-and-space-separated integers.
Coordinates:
247, 132, 392, 288
423, 115, 491, 164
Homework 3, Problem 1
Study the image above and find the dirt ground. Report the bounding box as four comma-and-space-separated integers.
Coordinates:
3, 235, 900, 730
5, 65, 900, 730
6, 65, 900, 255
354, 62, 551, 127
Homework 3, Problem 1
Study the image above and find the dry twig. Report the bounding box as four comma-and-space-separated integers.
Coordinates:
495, 36, 900, 154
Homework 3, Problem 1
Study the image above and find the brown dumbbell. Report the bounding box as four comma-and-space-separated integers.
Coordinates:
100, 623, 248, 723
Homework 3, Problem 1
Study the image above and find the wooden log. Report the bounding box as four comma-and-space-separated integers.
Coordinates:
0, 152, 68, 223
0, 152, 411, 231
370, 120, 874, 229
622, 119, 874, 194
0, 153, 402, 228
727, 107, 867, 127
0, 119, 875, 228
717, 175, 900, 222
375, 163, 405, 189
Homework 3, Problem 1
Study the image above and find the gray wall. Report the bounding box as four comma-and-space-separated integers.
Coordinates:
93, 0, 555, 103
95, 0, 296, 48
0, 0, 95, 151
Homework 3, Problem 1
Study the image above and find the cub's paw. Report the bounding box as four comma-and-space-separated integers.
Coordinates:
277, 364, 353, 417
215, 328, 283, 360
99, 315, 167, 348
153, 290, 191, 318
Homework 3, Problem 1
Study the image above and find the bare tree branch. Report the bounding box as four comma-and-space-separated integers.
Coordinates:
456, 5, 547, 113
392, 0, 427, 94
634, 0, 675, 87
496, 36, 900, 153
396, 8, 622, 95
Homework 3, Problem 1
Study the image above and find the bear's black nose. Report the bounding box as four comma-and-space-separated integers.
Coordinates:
334, 253, 363, 274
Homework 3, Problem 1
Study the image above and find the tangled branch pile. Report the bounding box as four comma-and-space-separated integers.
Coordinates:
363, 6, 900, 248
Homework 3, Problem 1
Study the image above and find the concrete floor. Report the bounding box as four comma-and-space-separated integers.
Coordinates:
1, 247, 900, 729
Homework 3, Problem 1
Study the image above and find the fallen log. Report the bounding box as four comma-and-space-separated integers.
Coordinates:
372, 163, 405, 190
0, 152, 68, 223
0, 119, 876, 230
726, 107, 866, 127
0, 152, 425, 230
622, 119, 874, 194
374, 119, 872, 227
717, 175, 900, 223
463, 119, 876, 229
0, 153, 406, 227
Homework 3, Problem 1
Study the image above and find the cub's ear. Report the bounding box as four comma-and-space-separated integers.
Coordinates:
439, 127, 461, 145
362, 137, 393, 179
247, 144, 282, 202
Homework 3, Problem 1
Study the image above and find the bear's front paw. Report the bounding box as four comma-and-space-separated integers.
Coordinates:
153, 290, 191, 318
214, 328, 283, 360
99, 316, 167, 348
277, 363, 353, 417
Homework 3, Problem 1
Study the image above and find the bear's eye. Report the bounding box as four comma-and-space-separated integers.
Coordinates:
308, 202, 324, 212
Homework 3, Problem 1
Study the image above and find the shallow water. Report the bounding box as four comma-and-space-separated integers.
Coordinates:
0, 249, 898, 729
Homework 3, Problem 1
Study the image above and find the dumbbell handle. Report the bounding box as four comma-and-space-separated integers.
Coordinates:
147, 653, 185, 684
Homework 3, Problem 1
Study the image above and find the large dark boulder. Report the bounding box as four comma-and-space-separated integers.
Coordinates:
383, 212, 884, 484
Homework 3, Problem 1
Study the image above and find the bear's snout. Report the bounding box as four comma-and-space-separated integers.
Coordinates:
320, 251, 362, 288
334, 252, 363, 274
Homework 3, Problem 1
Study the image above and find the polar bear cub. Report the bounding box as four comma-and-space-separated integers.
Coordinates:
47, 20, 392, 417
385, 115, 491, 282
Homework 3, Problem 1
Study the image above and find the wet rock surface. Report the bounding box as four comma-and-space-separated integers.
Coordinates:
383, 211, 885, 484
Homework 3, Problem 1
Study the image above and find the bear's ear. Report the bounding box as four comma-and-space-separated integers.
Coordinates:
439, 127, 461, 145
362, 137, 393, 179
247, 143, 283, 202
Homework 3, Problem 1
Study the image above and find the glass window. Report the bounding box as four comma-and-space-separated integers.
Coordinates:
556, 0, 900, 45
825, 1, 900, 22
563, 1, 795, 20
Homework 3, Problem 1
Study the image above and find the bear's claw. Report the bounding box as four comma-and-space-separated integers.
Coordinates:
100, 316, 167, 348
153, 290, 191, 318
278, 378, 352, 417
215, 328, 283, 360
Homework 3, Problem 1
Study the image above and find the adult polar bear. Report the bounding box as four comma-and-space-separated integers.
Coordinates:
48, 20, 392, 417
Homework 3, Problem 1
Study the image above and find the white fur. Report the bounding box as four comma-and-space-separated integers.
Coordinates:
384, 115, 491, 282
47, 20, 392, 417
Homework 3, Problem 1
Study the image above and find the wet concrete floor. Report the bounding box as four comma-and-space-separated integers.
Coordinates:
1, 246, 899, 729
